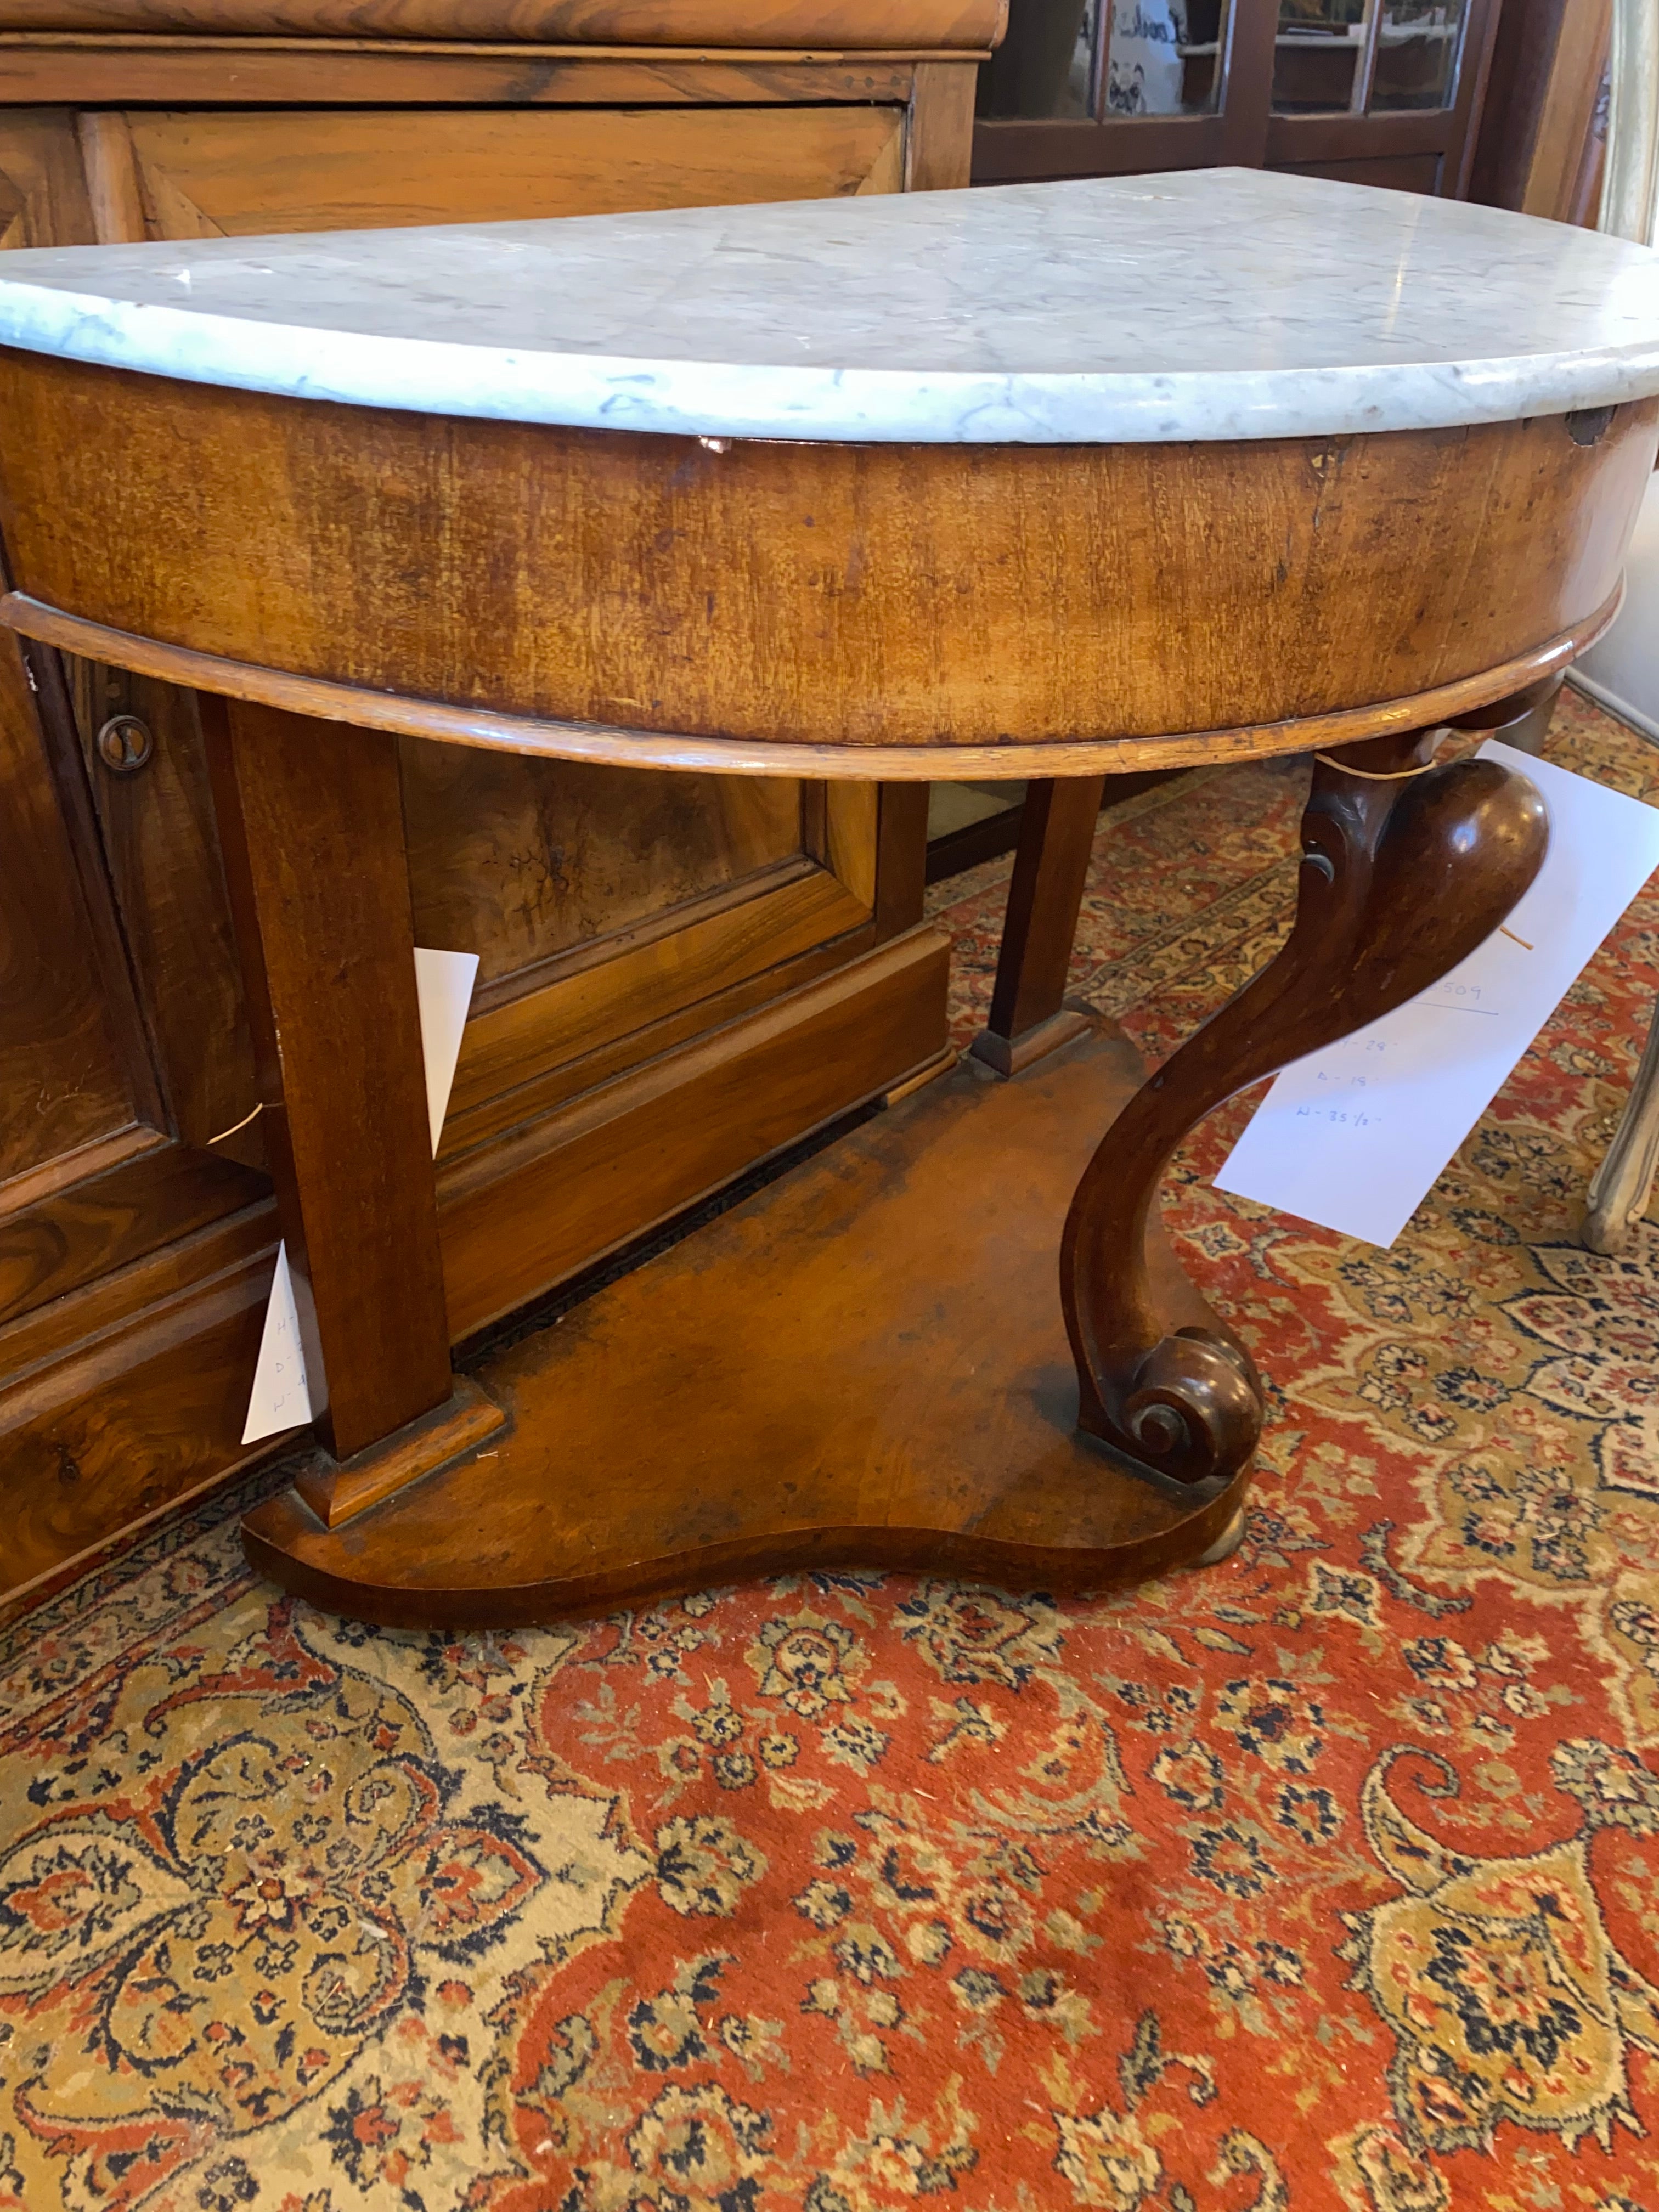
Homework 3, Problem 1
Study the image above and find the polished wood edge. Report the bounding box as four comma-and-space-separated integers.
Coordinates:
968, 1003, 1093, 1078
0, 32, 988, 57
292, 1375, 508, 1529
0, 583, 1624, 782
881, 1039, 958, 1104
0, 1119, 163, 1221
241, 1469, 1252, 1630
247, 1429, 1253, 1627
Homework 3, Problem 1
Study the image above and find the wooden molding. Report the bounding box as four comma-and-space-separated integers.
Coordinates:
0, 3, 1006, 46
0, 44, 975, 103
294, 1375, 507, 1527
3, 582, 1629, 784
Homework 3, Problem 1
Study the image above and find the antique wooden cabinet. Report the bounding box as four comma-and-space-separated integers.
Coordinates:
974, 0, 1503, 198
0, 1, 996, 1602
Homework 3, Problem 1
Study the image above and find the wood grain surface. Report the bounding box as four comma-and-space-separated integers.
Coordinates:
0, 108, 95, 247
101, 104, 906, 237
0, 10, 971, 1609
201, 696, 454, 1463
0, 0, 1007, 45
1, 362, 1648, 759
0, 47, 956, 107
242, 1019, 1248, 1629
3, 583, 1628, 782
0, 921, 946, 1599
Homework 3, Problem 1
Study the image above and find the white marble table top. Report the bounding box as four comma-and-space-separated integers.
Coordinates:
4, 169, 1659, 444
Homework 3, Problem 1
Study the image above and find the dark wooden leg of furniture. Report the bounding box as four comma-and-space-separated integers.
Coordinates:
201, 696, 504, 1520
970, 774, 1108, 1075
1061, 723, 1551, 1491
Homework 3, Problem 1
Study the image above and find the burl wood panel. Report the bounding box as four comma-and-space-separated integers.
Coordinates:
244, 1019, 1243, 1629
2, 1, 1005, 42
0, 1143, 266, 1329
112, 104, 906, 238
2, 358, 1650, 751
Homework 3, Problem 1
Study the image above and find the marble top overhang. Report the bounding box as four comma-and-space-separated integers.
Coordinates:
3, 168, 1659, 445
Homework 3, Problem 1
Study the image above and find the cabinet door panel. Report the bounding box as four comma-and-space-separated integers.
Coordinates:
0, 114, 155, 1195
66, 660, 259, 1154
0, 115, 192, 1257
400, 747, 805, 992
0, 631, 147, 1196
119, 104, 907, 236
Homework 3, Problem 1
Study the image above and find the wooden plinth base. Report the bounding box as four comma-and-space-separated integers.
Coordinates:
293, 1376, 508, 1529
242, 1019, 1251, 1628
969, 1001, 1096, 1077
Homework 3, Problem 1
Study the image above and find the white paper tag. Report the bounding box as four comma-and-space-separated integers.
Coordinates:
241, 1243, 312, 1445
1214, 741, 1659, 1249
413, 945, 478, 1156
240, 945, 479, 1446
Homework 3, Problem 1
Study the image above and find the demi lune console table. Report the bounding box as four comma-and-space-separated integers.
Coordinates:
1, 168, 1656, 1627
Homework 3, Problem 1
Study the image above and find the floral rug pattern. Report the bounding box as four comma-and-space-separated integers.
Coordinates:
4, 690, 1659, 2210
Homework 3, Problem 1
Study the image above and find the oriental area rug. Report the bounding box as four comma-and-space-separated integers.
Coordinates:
5, 690, 1659, 2212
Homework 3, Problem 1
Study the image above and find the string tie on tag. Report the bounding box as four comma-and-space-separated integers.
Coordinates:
1312, 752, 1443, 781
207, 1102, 264, 1145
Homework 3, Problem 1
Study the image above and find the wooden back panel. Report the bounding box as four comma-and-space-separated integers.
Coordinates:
112, 103, 907, 237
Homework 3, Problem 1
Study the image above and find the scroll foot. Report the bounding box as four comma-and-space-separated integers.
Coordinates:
1062, 720, 1550, 1488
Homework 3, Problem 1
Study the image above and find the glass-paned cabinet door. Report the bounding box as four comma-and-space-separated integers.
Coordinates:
1370, 1, 1468, 110
1269, 0, 1468, 116
978, 0, 1233, 120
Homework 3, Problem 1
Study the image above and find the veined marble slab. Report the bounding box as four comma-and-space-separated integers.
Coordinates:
3, 170, 1659, 444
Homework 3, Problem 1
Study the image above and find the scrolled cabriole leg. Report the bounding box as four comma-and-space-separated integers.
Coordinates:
1060, 720, 1552, 1489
